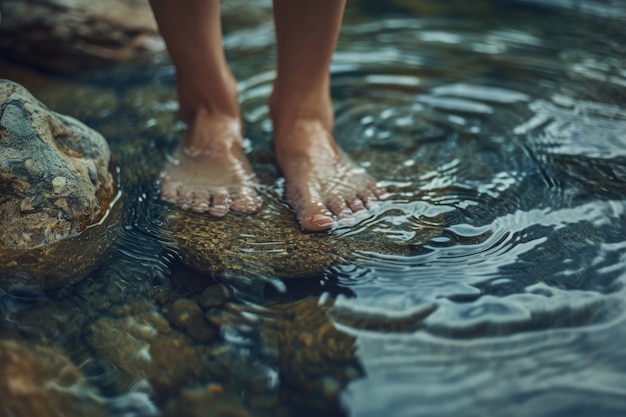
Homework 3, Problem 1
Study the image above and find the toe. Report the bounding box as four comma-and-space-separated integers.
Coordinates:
209, 190, 231, 217
301, 212, 335, 231
285, 186, 335, 231
296, 200, 335, 232
178, 188, 195, 210
160, 176, 179, 204
230, 187, 262, 214
326, 195, 351, 218
373, 184, 389, 200
347, 196, 366, 213
358, 188, 379, 209
189, 190, 212, 213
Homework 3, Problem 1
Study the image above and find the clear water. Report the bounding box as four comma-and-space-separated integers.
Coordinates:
2, 0, 626, 416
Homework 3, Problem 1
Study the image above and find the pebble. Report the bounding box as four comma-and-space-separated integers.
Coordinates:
51, 176, 67, 193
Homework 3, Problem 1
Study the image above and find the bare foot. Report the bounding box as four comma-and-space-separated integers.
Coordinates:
160, 110, 262, 216
274, 120, 387, 231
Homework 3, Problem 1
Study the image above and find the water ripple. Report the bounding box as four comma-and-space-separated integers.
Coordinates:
6, 2, 626, 417
515, 95, 626, 159
327, 199, 626, 336
341, 313, 626, 417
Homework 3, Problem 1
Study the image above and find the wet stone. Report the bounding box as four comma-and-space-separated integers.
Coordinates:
0, 1, 624, 416
86, 309, 279, 403
86, 307, 285, 415
88, 312, 219, 398
204, 307, 242, 330
191, 284, 233, 310
165, 298, 219, 344
253, 295, 364, 414
0, 0, 164, 72
162, 387, 252, 417
321, 376, 341, 399
2, 296, 90, 341
0, 339, 107, 417
163, 149, 443, 282
0, 79, 120, 290
110, 299, 157, 318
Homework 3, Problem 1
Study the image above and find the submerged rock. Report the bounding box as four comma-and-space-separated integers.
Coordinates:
0, 0, 164, 72
0, 79, 120, 289
87, 310, 272, 413
163, 151, 443, 281
0, 339, 108, 417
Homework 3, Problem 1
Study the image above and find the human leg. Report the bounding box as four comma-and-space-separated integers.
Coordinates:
149, 0, 261, 216
269, 0, 386, 231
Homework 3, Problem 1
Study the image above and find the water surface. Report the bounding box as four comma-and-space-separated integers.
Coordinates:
2, 0, 626, 416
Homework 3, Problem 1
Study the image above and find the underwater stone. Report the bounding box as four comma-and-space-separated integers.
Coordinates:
162, 387, 252, 417
88, 313, 229, 399
162, 149, 443, 282
0, 79, 120, 289
0, 339, 107, 417
165, 298, 219, 344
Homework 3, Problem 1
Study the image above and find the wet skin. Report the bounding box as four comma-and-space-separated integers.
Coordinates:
273, 119, 387, 231
160, 113, 387, 231
151, 0, 386, 231
160, 110, 262, 216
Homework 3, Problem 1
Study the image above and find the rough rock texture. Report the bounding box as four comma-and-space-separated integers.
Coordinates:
0, 339, 108, 417
163, 150, 443, 281
0, 0, 164, 72
0, 79, 119, 289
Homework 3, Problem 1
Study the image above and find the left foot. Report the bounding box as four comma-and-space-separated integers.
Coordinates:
273, 119, 386, 231
160, 110, 262, 216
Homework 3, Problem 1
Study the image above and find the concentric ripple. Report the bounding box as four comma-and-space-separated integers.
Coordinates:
147, 1, 626, 415
261, 2, 626, 416
10, 1, 622, 416
228, 0, 626, 341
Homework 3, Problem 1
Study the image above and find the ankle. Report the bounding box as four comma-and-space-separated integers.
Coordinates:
178, 73, 240, 124
268, 86, 334, 135
271, 116, 342, 167
181, 107, 244, 153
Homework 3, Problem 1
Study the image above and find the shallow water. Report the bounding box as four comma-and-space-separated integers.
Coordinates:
3, 0, 626, 416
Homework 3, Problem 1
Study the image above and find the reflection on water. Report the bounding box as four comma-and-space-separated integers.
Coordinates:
320, 2, 626, 415
3, 0, 626, 416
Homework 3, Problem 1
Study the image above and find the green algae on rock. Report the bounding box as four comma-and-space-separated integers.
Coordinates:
0, 79, 120, 289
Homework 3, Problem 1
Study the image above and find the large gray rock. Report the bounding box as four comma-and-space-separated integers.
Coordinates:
0, 79, 120, 289
0, 0, 164, 72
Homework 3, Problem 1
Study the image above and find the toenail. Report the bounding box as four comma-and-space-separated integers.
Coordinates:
312, 214, 333, 224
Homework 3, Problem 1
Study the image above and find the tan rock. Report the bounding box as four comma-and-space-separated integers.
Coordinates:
88, 312, 225, 399
0, 339, 107, 417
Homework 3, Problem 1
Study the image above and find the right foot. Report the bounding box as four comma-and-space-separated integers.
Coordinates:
270, 90, 386, 232
160, 110, 262, 216
273, 119, 386, 232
